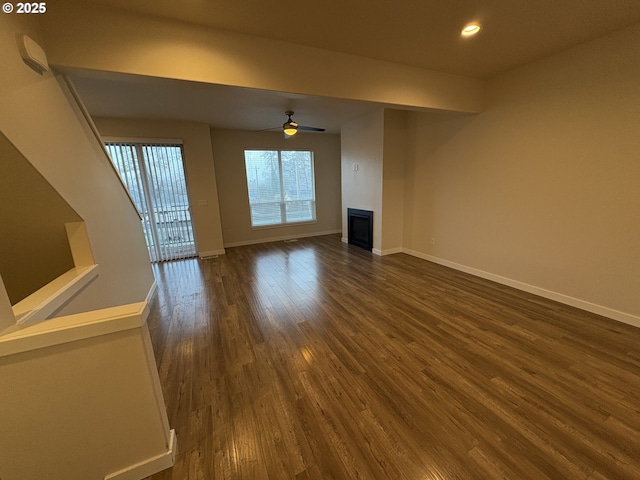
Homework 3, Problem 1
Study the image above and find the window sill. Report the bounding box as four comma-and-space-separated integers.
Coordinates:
250, 220, 318, 231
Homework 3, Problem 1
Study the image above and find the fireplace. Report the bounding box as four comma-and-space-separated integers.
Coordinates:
347, 208, 373, 251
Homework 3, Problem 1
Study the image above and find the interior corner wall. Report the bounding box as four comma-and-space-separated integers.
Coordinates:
0, 14, 154, 314
403, 23, 640, 321
341, 109, 406, 255
211, 128, 342, 247
0, 130, 82, 304
93, 117, 226, 256
341, 110, 384, 250
381, 110, 408, 254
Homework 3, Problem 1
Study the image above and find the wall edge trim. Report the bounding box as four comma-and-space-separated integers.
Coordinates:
145, 281, 158, 305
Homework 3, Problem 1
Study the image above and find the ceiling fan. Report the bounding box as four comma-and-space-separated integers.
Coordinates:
258, 111, 326, 138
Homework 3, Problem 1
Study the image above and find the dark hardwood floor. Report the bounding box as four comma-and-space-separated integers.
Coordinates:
144, 234, 640, 479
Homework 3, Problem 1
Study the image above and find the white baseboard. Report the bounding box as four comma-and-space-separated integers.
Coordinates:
199, 249, 226, 258
145, 281, 158, 304
104, 429, 177, 480
344, 240, 399, 257
377, 247, 403, 256
224, 230, 341, 248
402, 248, 640, 329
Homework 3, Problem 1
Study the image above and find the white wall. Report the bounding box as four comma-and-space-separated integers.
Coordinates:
341, 109, 408, 255
403, 24, 640, 323
381, 110, 408, 254
0, 14, 154, 315
341, 110, 385, 251
211, 129, 342, 246
93, 117, 226, 256
0, 305, 174, 480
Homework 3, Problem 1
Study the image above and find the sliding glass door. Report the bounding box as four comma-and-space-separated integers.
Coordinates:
105, 142, 196, 262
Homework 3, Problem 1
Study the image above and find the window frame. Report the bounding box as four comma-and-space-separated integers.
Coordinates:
243, 149, 317, 229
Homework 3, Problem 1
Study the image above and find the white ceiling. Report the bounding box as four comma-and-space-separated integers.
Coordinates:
65, 0, 640, 133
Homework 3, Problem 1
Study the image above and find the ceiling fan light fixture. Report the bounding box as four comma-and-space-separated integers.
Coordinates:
283, 122, 298, 136
461, 23, 481, 37
283, 111, 298, 136
259, 111, 323, 137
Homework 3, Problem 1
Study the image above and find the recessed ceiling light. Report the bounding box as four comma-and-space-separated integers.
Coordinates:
461, 23, 481, 37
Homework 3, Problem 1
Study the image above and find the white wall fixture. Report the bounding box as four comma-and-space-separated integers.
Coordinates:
17, 34, 49, 74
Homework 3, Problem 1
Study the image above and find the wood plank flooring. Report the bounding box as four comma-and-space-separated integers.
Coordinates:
144, 234, 640, 479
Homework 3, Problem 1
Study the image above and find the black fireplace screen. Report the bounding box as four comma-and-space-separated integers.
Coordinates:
347, 208, 373, 251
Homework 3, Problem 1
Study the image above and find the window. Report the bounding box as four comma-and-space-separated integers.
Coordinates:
105, 142, 196, 262
244, 150, 316, 227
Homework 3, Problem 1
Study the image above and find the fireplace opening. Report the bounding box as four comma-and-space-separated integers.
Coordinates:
347, 208, 373, 252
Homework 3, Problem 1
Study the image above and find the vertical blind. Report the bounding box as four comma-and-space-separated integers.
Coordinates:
105, 142, 196, 262
244, 150, 316, 227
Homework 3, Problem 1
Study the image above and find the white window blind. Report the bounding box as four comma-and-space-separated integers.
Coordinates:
244, 150, 316, 227
105, 142, 196, 262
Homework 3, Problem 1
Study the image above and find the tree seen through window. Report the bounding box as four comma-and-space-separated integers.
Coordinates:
244, 150, 316, 227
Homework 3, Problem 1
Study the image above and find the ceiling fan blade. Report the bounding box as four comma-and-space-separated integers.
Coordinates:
254, 126, 282, 132
297, 125, 326, 132
256, 111, 326, 135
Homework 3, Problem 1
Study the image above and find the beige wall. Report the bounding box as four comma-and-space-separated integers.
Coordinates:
0, 307, 173, 479
0, 13, 154, 316
381, 110, 408, 254
341, 109, 408, 255
93, 117, 226, 256
341, 110, 385, 251
40, 2, 484, 114
0, 131, 81, 304
403, 24, 640, 321
211, 129, 341, 246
